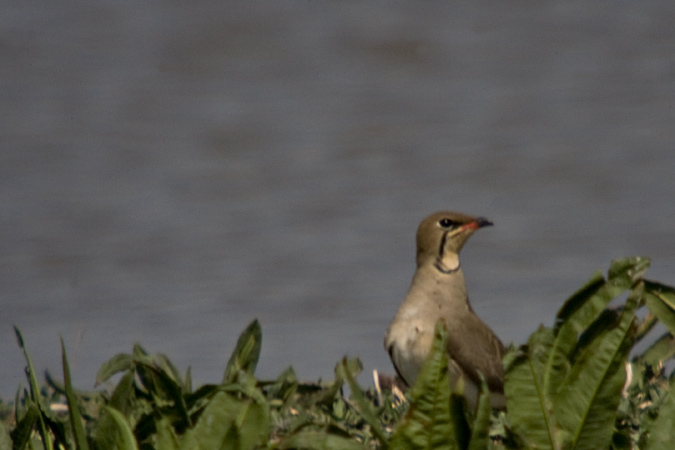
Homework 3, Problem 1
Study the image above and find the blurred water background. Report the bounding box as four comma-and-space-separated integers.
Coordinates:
2, 1, 675, 397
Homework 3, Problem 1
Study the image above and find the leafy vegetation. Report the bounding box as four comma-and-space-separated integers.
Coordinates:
4, 257, 675, 450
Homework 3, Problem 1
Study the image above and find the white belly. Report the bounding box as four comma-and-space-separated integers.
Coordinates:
385, 318, 434, 386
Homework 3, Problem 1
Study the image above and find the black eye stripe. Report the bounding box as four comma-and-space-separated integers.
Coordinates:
438, 218, 454, 228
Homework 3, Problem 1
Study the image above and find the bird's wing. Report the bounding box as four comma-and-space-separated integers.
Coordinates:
446, 313, 505, 393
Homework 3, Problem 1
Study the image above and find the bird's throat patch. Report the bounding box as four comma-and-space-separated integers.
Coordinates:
435, 251, 460, 274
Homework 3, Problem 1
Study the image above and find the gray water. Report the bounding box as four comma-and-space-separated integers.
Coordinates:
2, 1, 675, 397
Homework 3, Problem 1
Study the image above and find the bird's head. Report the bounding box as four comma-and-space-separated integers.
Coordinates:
415, 211, 492, 272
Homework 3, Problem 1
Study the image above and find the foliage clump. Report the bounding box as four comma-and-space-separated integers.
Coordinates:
5, 257, 675, 450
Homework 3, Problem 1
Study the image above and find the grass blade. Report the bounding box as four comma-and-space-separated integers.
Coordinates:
14, 327, 53, 450
61, 337, 90, 450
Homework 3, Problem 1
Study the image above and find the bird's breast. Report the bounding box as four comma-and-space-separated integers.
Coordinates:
385, 316, 434, 386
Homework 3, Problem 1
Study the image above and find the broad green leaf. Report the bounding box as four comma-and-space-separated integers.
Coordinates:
643, 390, 675, 450
222, 370, 265, 402
390, 320, 455, 450
156, 353, 185, 386
544, 258, 646, 404
220, 424, 240, 450
232, 391, 270, 450
61, 338, 90, 450
178, 391, 235, 450
467, 378, 491, 450
553, 271, 605, 333
504, 328, 556, 450
139, 363, 191, 428
223, 320, 262, 384
554, 257, 647, 335
546, 273, 605, 404
314, 360, 351, 407
183, 389, 269, 450
607, 256, 650, 283
637, 332, 675, 368
338, 357, 388, 448
14, 327, 53, 450
108, 371, 136, 415
132, 343, 150, 358
644, 280, 675, 336
277, 430, 366, 450
95, 353, 133, 385
95, 407, 138, 450
545, 258, 645, 401
155, 417, 180, 450
635, 312, 658, 344
449, 394, 470, 450
554, 283, 639, 450
264, 366, 298, 404
10, 401, 40, 450
0, 419, 12, 450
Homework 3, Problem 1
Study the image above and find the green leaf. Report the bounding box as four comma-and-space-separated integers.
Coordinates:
61, 338, 90, 450
264, 366, 298, 404
95, 407, 139, 450
184, 366, 193, 394
277, 430, 366, 450
10, 401, 40, 450
220, 424, 240, 450
635, 313, 658, 344
108, 371, 136, 414
155, 417, 180, 450
607, 256, 650, 283
181, 389, 269, 450
554, 283, 640, 450
0, 419, 12, 450
467, 377, 492, 450
338, 357, 388, 448
390, 320, 455, 450
637, 332, 675, 368
546, 273, 606, 404
132, 343, 150, 359
95, 353, 133, 386
14, 327, 53, 450
644, 280, 675, 336
643, 390, 675, 450
223, 320, 262, 384
545, 258, 645, 401
140, 363, 191, 428
178, 392, 234, 450
553, 271, 606, 333
448, 394, 470, 450
155, 353, 185, 386
232, 392, 270, 450
504, 328, 556, 450
554, 257, 647, 335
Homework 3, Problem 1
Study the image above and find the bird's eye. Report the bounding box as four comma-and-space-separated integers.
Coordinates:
438, 218, 454, 228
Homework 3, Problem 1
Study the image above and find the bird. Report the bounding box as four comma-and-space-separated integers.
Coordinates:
384, 211, 505, 410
